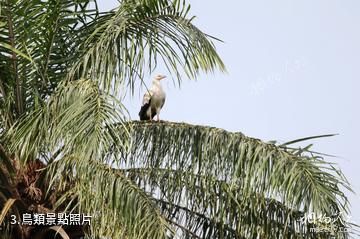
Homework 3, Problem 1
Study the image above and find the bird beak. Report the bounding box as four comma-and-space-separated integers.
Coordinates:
160, 75, 166, 80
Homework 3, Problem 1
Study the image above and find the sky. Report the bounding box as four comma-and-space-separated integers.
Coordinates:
101, 0, 360, 226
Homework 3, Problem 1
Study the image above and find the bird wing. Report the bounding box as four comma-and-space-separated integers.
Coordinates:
160, 95, 166, 109
139, 90, 154, 120
142, 89, 153, 105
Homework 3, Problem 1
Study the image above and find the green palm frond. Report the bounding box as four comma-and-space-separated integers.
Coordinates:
280, 134, 338, 147
122, 167, 307, 238
0, 0, 99, 130
8, 79, 129, 162
109, 121, 352, 238
68, 0, 226, 95
47, 157, 171, 239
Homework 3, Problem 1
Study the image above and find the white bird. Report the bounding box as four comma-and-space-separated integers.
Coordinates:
139, 74, 166, 121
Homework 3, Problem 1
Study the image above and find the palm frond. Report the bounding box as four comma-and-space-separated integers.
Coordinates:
47, 157, 171, 239
110, 121, 352, 238
280, 134, 338, 146
7, 79, 129, 162
67, 0, 226, 95
0, 0, 99, 132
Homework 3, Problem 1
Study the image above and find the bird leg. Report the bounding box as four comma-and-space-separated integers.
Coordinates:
156, 113, 160, 121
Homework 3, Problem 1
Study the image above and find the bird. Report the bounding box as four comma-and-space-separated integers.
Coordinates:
139, 74, 166, 121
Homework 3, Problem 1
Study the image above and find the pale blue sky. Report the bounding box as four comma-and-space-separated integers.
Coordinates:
102, 0, 360, 225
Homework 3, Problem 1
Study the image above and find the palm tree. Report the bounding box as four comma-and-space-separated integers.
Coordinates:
0, 0, 355, 238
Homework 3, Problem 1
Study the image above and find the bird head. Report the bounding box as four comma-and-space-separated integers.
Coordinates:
154, 74, 166, 81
